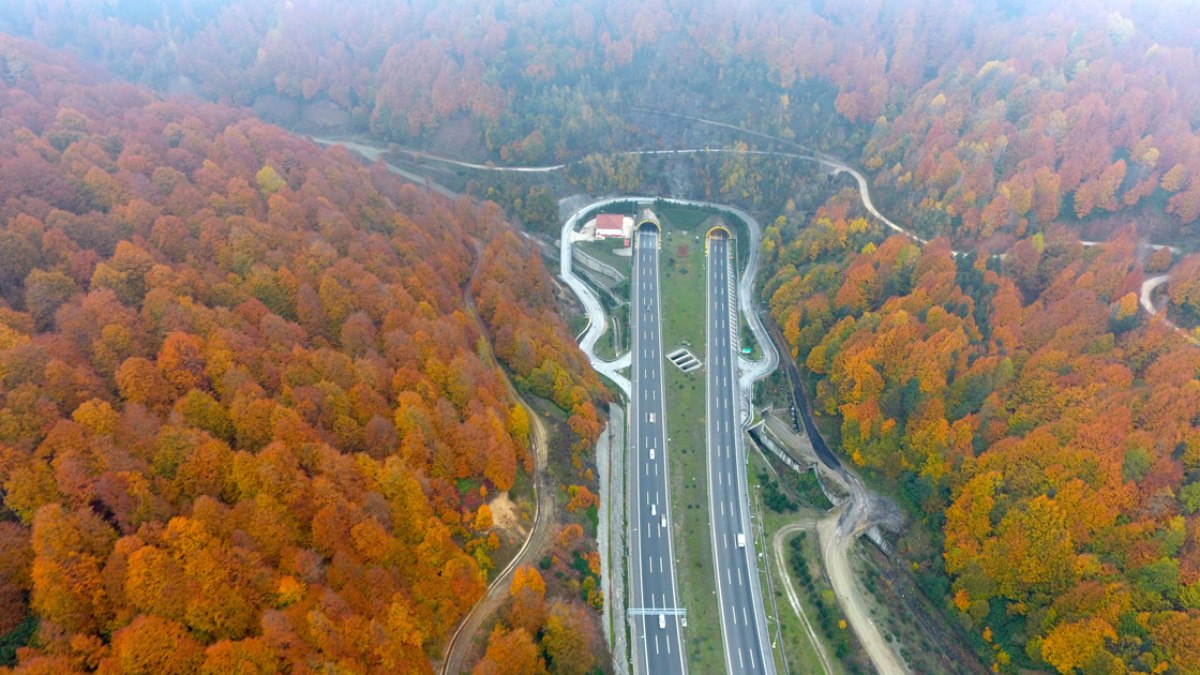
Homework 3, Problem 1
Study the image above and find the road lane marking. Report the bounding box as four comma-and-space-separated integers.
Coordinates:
743, 606, 749, 624
739, 648, 744, 668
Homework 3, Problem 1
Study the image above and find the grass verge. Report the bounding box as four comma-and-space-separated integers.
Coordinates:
748, 450, 850, 675
577, 239, 634, 274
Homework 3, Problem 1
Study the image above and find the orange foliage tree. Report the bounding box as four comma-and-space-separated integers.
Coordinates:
767, 189, 1199, 671
0, 36, 601, 673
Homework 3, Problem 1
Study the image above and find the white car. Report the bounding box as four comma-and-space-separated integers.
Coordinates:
651, 504, 656, 516
658, 613, 666, 629
736, 533, 746, 548
649, 448, 655, 460
661, 515, 667, 528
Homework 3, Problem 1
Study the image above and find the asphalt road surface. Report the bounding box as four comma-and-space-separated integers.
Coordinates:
629, 228, 687, 675
707, 235, 776, 675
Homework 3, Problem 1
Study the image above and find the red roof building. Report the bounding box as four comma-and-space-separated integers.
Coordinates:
595, 213, 627, 239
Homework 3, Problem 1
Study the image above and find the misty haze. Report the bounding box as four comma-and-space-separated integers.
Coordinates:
0, 2, 1199, 674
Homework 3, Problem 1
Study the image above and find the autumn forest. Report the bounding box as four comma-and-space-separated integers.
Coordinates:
3, 0, 1200, 674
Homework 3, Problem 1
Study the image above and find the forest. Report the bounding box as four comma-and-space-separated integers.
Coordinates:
6, 0, 1200, 250
763, 192, 1200, 672
0, 36, 605, 674
3, 0, 1200, 673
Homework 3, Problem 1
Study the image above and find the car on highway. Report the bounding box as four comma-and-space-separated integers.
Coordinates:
659, 613, 666, 629
648, 412, 655, 423
661, 515, 667, 528
736, 533, 746, 548
649, 447, 655, 460
651, 504, 656, 516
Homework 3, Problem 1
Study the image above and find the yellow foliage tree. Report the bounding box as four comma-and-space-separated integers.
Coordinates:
255, 165, 284, 196
474, 504, 494, 531
1040, 616, 1116, 674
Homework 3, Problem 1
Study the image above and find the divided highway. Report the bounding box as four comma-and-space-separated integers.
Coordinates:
707, 234, 776, 675
629, 226, 687, 675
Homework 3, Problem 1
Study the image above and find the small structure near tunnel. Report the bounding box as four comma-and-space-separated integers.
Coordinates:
594, 213, 632, 244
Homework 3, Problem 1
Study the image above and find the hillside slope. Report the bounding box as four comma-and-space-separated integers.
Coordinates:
0, 35, 602, 674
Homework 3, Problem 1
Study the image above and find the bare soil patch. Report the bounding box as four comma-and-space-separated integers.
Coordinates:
488, 491, 528, 541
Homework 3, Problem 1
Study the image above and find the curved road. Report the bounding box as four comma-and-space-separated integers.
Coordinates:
340, 127, 994, 337
632, 108, 1196, 340
440, 241, 557, 675
321, 134, 915, 675
322, 132, 1193, 675
311, 138, 459, 199
323, 127, 1194, 345
319, 126, 888, 675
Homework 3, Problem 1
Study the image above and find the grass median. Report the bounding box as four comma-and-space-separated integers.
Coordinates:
655, 209, 727, 672
627, 203, 791, 673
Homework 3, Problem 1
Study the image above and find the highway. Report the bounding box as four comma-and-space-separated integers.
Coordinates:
707, 234, 776, 675
629, 226, 687, 675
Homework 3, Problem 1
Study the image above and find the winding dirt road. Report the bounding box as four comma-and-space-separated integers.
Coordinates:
438, 396, 552, 675
774, 513, 908, 675
439, 243, 557, 675
770, 519, 831, 675
1140, 273, 1197, 343
819, 508, 908, 675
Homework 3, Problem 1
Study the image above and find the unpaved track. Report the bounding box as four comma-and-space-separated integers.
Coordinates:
441, 396, 552, 667
771, 520, 831, 675
819, 509, 908, 675
439, 398, 552, 675
313, 137, 555, 675
440, 244, 557, 675
1141, 273, 1197, 343
772, 503, 908, 675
